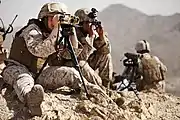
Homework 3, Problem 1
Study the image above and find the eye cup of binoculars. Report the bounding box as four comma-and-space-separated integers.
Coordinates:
59, 14, 80, 26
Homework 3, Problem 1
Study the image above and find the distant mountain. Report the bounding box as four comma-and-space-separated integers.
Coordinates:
99, 4, 180, 77
98, 4, 180, 95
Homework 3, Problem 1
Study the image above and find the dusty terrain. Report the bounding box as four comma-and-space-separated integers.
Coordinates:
0, 85, 180, 120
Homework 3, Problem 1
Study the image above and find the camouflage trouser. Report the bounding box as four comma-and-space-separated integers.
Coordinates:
136, 79, 165, 93
88, 53, 113, 87
79, 60, 102, 86
36, 66, 82, 90
2, 64, 34, 103
2, 64, 82, 103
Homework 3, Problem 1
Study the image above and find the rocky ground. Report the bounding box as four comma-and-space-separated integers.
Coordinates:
0, 85, 180, 120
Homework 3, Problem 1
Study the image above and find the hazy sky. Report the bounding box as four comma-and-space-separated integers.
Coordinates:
0, 0, 180, 26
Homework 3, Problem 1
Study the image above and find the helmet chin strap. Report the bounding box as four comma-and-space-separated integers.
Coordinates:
143, 40, 148, 51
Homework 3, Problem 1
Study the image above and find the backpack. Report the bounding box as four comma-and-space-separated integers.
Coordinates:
141, 55, 165, 83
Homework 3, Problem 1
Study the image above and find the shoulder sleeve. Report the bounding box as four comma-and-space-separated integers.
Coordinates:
94, 33, 111, 54
21, 24, 59, 58
153, 56, 167, 72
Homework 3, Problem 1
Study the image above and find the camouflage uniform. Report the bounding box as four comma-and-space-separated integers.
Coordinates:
135, 40, 167, 92
137, 53, 167, 92
2, 3, 84, 116
74, 8, 113, 87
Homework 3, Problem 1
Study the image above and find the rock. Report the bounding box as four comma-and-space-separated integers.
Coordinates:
115, 97, 125, 106
0, 86, 179, 120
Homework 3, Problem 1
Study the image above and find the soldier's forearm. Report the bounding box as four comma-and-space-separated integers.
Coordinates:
88, 35, 96, 47
25, 27, 59, 58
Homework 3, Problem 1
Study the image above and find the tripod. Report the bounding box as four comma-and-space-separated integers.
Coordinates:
114, 53, 141, 101
35, 24, 89, 99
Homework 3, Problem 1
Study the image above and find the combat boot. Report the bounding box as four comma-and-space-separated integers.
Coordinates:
25, 84, 44, 116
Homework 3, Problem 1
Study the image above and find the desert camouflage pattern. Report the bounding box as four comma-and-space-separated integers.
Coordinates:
2, 20, 83, 104
18, 23, 81, 60
20, 23, 57, 58
88, 53, 113, 87
75, 26, 97, 61
2, 62, 34, 102
36, 66, 82, 90
2, 60, 104, 103
79, 60, 102, 85
137, 53, 167, 92
88, 34, 113, 87
74, 8, 113, 87
76, 28, 113, 87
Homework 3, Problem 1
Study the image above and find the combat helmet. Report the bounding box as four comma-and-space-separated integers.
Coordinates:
135, 40, 151, 53
38, 2, 68, 19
